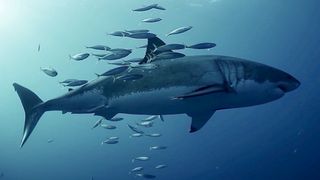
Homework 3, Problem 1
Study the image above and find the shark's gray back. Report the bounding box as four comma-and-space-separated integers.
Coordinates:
100, 55, 224, 98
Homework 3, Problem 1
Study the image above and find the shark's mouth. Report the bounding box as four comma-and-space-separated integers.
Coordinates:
278, 84, 289, 92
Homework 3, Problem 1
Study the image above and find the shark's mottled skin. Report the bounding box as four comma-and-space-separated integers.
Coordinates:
13, 41, 300, 148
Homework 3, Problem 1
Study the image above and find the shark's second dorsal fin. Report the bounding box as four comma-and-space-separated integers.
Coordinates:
139, 37, 171, 64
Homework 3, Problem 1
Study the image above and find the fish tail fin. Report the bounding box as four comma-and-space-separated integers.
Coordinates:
94, 73, 101, 77
13, 83, 45, 148
68, 55, 72, 60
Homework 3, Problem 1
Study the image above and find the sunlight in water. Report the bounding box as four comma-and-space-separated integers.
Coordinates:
0, 0, 20, 31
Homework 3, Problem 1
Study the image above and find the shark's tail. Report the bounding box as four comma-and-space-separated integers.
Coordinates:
13, 83, 45, 148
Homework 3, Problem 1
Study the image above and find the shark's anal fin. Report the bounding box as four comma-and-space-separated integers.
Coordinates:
187, 111, 215, 133
173, 84, 228, 100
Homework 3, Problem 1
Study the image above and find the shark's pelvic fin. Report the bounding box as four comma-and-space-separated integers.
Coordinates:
173, 84, 227, 100
187, 111, 215, 133
93, 106, 117, 120
13, 83, 45, 148
140, 37, 172, 64
159, 115, 164, 122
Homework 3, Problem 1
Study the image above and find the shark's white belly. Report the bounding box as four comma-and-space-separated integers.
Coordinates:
108, 86, 199, 115
108, 79, 284, 115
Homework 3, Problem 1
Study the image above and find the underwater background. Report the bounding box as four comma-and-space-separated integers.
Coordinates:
1, 0, 320, 179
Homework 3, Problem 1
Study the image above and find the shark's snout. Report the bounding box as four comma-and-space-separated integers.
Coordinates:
277, 75, 300, 92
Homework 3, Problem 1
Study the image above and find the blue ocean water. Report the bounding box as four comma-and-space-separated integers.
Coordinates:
0, 0, 320, 179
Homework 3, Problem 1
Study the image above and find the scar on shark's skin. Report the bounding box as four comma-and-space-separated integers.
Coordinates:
13, 37, 300, 148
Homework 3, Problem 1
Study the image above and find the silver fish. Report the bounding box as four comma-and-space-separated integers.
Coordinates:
127, 124, 144, 134
108, 31, 129, 37
101, 124, 116, 129
47, 139, 54, 143
153, 52, 185, 61
187, 43, 216, 49
142, 18, 162, 23
150, 146, 167, 150
155, 164, 167, 169
59, 79, 78, 84
109, 117, 124, 122
127, 33, 156, 39
37, 44, 40, 52
145, 133, 161, 137
64, 80, 88, 87
108, 48, 132, 55
92, 119, 103, 129
98, 49, 132, 60
96, 66, 129, 77
125, 29, 150, 34
166, 26, 193, 36
116, 74, 143, 81
135, 174, 156, 179
154, 5, 166, 10
102, 139, 119, 144
130, 133, 143, 137
69, 53, 90, 61
91, 53, 109, 58
137, 121, 154, 128
132, 156, 150, 162
132, 4, 158, 12
98, 53, 131, 61
156, 44, 186, 52
131, 167, 144, 172
107, 136, 119, 140
142, 115, 159, 122
40, 67, 58, 77
86, 45, 111, 51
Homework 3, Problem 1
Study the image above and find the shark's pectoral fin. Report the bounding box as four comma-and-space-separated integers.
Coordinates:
173, 84, 228, 100
93, 107, 117, 120
187, 111, 215, 133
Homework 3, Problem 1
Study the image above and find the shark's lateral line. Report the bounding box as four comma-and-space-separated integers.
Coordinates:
14, 37, 300, 147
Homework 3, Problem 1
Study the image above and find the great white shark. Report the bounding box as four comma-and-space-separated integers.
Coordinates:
14, 37, 300, 147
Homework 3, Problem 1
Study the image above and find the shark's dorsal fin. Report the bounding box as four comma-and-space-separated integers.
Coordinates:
139, 37, 172, 64
187, 111, 215, 132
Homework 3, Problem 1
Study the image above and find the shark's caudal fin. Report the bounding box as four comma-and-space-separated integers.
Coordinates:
13, 83, 45, 148
139, 37, 172, 64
